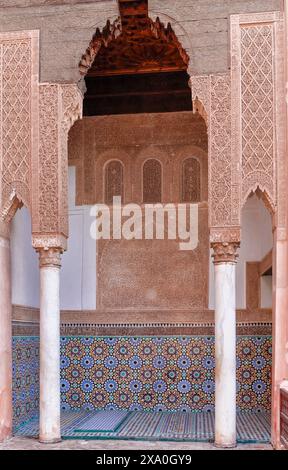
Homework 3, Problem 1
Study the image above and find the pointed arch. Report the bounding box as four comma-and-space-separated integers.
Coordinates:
104, 159, 124, 205
242, 185, 275, 217
182, 157, 201, 203
1, 190, 24, 224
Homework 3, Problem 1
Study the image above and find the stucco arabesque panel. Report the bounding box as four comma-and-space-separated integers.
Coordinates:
32, 83, 82, 251
191, 11, 284, 244
0, 31, 39, 228
230, 12, 285, 231
191, 73, 237, 240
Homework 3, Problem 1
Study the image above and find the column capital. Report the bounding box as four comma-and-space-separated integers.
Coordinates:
211, 241, 240, 265
37, 248, 62, 269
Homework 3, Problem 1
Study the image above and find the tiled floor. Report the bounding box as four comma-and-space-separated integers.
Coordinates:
13, 410, 271, 443
0, 437, 272, 451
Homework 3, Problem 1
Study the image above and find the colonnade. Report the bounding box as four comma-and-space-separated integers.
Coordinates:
0, 225, 242, 447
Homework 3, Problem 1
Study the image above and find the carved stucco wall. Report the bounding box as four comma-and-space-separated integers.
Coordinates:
230, 12, 285, 226
0, 10, 285, 269
97, 206, 209, 311
68, 112, 208, 206
191, 11, 285, 240
68, 113, 209, 311
0, 30, 82, 250
32, 83, 82, 250
0, 31, 38, 221
191, 74, 235, 229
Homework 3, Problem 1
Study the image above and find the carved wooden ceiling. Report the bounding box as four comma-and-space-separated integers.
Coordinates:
80, 0, 189, 77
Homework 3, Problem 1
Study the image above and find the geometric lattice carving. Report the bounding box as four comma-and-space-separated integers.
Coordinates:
143, 159, 162, 203
0, 32, 38, 218
105, 160, 124, 204
241, 24, 275, 207
231, 11, 284, 225
182, 158, 201, 202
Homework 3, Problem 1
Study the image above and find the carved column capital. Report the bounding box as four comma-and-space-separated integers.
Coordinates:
211, 241, 240, 265
37, 248, 62, 269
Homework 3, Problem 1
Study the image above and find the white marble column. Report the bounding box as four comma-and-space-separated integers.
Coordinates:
212, 241, 239, 448
271, 229, 288, 448
0, 222, 12, 442
38, 248, 62, 443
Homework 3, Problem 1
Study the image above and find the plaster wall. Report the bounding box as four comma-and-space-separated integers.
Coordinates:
10, 208, 39, 309
61, 166, 96, 310
261, 276, 273, 309
209, 195, 273, 310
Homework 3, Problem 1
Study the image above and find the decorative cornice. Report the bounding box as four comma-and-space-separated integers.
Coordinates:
211, 241, 240, 264
12, 320, 272, 338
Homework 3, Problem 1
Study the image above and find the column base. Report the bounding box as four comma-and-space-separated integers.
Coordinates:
0, 431, 12, 443
39, 437, 62, 444
214, 441, 237, 449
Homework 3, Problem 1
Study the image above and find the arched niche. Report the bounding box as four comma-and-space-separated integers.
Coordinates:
182, 157, 201, 203
104, 160, 124, 205
142, 159, 162, 203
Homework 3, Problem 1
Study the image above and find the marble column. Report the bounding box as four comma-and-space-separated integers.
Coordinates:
271, 229, 288, 448
38, 248, 62, 443
0, 222, 12, 442
271, 0, 288, 450
212, 241, 240, 448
